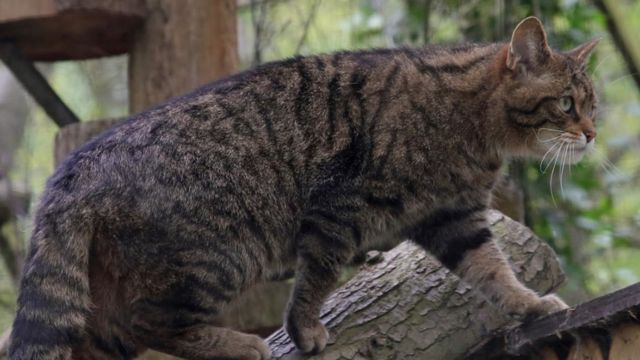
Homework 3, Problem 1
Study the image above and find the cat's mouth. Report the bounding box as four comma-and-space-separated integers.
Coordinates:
534, 131, 593, 166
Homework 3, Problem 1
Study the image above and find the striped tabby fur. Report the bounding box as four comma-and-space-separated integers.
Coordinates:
10, 17, 598, 359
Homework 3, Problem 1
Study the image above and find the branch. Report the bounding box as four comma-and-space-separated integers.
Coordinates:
266, 211, 565, 359
594, 0, 640, 92
294, 0, 322, 54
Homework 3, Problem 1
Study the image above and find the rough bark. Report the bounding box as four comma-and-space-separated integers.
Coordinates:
267, 211, 565, 359
128, 0, 238, 113
0, 0, 145, 61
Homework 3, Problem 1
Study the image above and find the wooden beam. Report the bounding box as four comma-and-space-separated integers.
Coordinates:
0, 0, 145, 61
468, 282, 640, 358
0, 42, 79, 127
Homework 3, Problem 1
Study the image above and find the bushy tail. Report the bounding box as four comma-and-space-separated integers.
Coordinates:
9, 207, 92, 359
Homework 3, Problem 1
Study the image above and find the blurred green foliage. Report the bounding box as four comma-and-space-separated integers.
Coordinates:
2, 0, 640, 333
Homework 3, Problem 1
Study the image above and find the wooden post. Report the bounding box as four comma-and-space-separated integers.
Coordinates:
128, 0, 238, 113
129, 2, 238, 358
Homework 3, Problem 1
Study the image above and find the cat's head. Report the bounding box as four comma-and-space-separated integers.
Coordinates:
499, 17, 599, 165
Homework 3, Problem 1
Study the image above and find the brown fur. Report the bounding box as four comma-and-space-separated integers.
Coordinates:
9, 17, 597, 359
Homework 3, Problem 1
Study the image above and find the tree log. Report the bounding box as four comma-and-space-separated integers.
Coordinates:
266, 210, 565, 359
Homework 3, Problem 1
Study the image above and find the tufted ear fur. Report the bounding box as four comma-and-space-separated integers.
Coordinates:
506, 17, 551, 73
567, 38, 600, 64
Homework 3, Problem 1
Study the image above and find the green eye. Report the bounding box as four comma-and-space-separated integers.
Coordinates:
559, 96, 573, 113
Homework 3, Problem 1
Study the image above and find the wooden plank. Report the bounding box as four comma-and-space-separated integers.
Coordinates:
609, 323, 640, 360
506, 283, 640, 353
0, 42, 79, 127
468, 282, 640, 358
0, 0, 145, 61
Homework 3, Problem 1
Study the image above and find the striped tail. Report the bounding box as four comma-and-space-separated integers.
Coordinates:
8, 209, 92, 359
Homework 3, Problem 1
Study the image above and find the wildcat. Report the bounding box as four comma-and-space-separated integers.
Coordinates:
9, 17, 598, 360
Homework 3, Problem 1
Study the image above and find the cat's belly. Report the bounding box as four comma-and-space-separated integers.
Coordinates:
358, 203, 428, 252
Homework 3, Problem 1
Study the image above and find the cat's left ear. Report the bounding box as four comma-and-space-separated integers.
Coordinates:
567, 38, 601, 64
506, 17, 551, 73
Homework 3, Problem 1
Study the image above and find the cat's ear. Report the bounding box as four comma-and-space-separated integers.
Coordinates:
567, 38, 600, 64
506, 17, 551, 73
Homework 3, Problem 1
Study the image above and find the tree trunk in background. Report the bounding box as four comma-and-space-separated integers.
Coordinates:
0, 65, 31, 286
267, 211, 565, 359
128, 0, 238, 113
128, 2, 238, 358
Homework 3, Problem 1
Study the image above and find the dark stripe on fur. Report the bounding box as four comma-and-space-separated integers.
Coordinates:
405, 205, 485, 244
438, 228, 492, 269
327, 71, 340, 148
11, 317, 82, 351
363, 192, 404, 215
306, 209, 362, 246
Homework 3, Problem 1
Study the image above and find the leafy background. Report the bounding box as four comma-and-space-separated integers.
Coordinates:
1, 0, 640, 333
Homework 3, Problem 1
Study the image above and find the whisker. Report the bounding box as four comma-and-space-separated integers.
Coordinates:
604, 72, 640, 88
534, 129, 563, 143
549, 143, 564, 205
591, 52, 616, 77
539, 135, 564, 143
538, 127, 564, 133
593, 147, 624, 178
569, 143, 575, 177
540, 141, 562, 173
560, 142, 570, 197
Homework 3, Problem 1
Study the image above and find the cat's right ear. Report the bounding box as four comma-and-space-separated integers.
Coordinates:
506, 17, 551, 74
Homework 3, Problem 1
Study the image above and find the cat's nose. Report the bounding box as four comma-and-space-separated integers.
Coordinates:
584, 128, 596, 143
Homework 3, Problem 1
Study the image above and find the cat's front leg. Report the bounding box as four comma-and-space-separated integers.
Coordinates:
286, 218, 356, 354
410, 206, 568, 319
453, 236, 568, 319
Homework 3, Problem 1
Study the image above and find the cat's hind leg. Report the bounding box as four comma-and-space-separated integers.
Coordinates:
130, 277, 271, 360
132, 317, 270, 360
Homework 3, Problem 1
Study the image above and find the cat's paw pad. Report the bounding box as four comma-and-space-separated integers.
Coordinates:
287, 320, 329, 354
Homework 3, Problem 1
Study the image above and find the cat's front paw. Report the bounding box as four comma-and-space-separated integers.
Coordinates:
524, 294, 569, 321
503, 292, 568, 321
286, 319, 329, 354
529, 294, 569, 317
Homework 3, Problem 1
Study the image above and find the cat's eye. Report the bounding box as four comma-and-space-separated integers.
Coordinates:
559, 96, 573, 113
